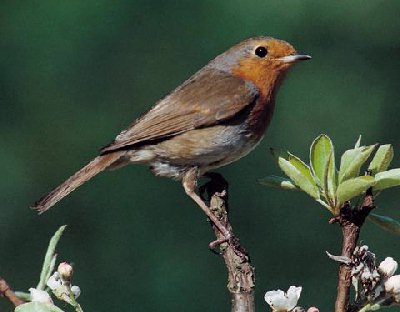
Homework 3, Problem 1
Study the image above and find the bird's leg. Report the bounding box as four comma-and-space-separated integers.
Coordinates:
182, 168, 232, 248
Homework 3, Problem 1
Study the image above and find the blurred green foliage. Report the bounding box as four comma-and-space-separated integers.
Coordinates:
1, 1, 400, 311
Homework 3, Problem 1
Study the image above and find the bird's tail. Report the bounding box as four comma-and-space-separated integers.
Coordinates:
32, 152, 122, 214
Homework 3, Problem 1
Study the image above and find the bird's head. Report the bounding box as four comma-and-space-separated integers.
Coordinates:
211, 37, 311, 96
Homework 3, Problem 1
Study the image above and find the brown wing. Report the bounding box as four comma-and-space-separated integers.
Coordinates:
101, 68, 259, 154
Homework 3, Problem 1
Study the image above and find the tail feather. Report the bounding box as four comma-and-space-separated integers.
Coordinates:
32, 153, 122, 214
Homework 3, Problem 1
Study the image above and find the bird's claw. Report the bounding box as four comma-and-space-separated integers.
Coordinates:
209, 234, 231, 253
208, 234, 248, 261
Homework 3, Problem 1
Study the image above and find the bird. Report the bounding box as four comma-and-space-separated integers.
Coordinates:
32, 36, 311, 244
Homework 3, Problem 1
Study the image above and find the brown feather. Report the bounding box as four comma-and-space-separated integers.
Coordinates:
32, 152, 123, 213
100, 69, 258, 154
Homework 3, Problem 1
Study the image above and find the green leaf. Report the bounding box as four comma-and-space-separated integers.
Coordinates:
287, 153, 318, 185
278, 155, 320, 199
336, 176, 376, 205
374, 168, 400, 191
310, 134, 336, 187
258, 176, 298, 190
354, 135, 362, 148
368, 144, 394, 174
271, 148, 320, 199
338, 145, 377, 183
15, 302, 65, 312
368, 213, 400, 236
357, 302, 383, 312
37, 226, 67, 290
324, 152, 337, 204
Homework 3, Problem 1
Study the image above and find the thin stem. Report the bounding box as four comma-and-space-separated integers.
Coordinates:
334, 190, 375, 312
14, 291, 31, 301
202, 173, 255, 312
68, 289, 84, 312
74, 303, 84, 312
0, 276, 25, 306
335, 216, 360, 312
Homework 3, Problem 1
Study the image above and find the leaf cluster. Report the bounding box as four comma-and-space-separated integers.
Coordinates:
260, 135, 400, 234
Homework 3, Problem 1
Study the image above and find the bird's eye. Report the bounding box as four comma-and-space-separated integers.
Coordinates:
255, 46, 268, 58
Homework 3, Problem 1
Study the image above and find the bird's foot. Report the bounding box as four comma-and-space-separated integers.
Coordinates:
208, 232, 248, 261
208, 232, 249, 262
209, 232, 231, 252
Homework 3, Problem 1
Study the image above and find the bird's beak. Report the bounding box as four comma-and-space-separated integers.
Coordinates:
279, 54, 312, 63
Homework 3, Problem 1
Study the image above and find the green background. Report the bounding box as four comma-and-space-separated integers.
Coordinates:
1, 1, 400, 311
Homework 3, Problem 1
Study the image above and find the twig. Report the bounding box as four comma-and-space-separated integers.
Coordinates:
201, 173, 255, 312
0, 276, 25, 306
334, 189, 375, 312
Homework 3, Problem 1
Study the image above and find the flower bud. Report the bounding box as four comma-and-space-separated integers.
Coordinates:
379, 257, 398, 278
29, 288, 54, 305
58, 262, 73, 281
307, 308, 319, 312
71, 285, 81, 298
384, 275, 400, 302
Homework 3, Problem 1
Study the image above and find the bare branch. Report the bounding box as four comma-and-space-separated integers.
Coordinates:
202, 173, 255, 312
334, 189, 375, 312
0, 276, 25, 307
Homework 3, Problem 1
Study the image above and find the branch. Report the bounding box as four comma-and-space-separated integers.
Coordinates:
332, 189, 375, 312
201, 173, 255, 312
0, 276, 25, 306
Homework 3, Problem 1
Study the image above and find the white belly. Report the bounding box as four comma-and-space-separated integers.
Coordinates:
137, 123, 263, 179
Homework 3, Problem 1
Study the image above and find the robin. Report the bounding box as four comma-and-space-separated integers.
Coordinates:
33, 36, 311, 245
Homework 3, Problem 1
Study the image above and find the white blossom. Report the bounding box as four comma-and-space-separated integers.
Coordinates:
385, 275, 400, 302
361, 267, 372, 280
360, 245, 369, 252
47, 272, 62, 290
29, 288, 54, 305
379, 257, 398, 278
71, 285, 81, 298
265, 286, 302, 311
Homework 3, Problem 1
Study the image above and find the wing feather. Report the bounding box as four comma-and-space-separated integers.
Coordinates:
101, 69, 259, 154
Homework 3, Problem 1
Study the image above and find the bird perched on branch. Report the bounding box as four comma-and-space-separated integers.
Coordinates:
33, 36, 311, 245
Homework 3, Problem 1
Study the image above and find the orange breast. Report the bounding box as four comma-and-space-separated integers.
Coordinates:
232, 59, 282, 138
